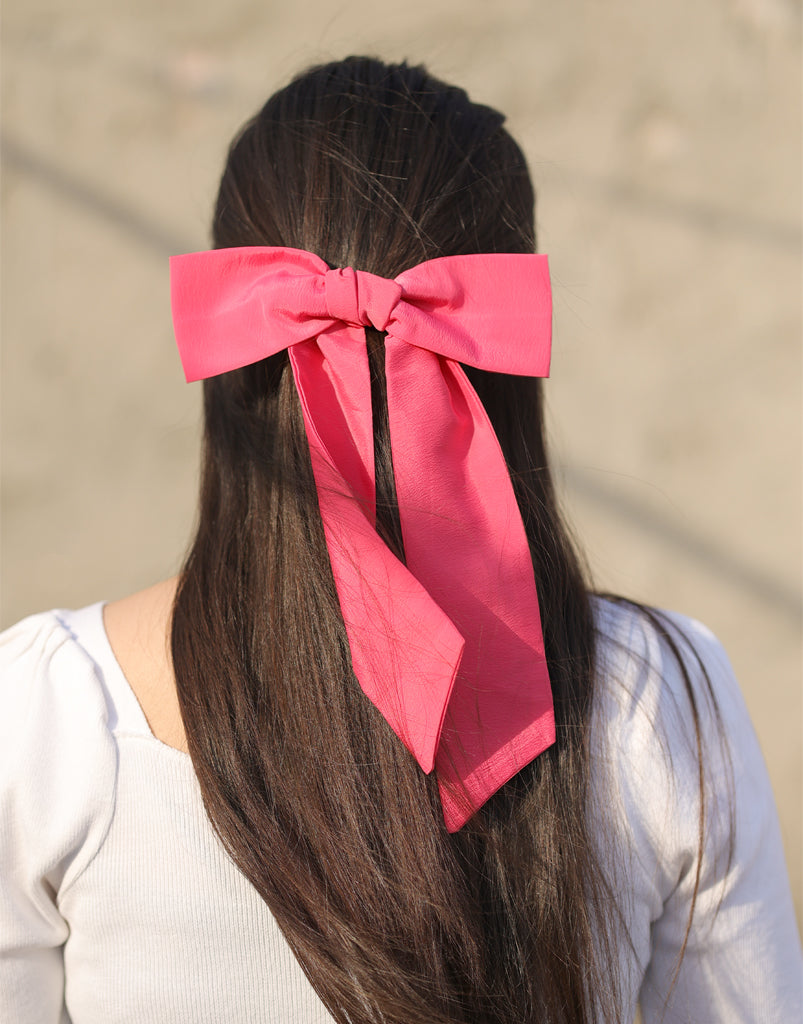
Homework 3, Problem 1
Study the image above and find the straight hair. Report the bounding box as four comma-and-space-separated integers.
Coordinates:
171, 57, 716, 1022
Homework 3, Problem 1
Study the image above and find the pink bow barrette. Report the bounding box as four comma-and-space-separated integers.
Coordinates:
170, 246, 555, 831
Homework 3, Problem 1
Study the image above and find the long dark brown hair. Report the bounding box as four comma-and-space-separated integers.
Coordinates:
171, 57, 710, 1023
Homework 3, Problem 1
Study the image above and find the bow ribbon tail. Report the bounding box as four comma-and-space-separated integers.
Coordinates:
288, 333, 465, 775
385, 340, 555, 832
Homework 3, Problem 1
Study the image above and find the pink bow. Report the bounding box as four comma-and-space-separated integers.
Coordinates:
170, 246, 555, 831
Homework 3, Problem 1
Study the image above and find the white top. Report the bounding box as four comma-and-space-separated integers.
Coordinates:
0, 599, 800, 1023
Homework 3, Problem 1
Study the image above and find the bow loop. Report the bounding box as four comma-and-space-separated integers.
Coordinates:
324, 266, 403, 331
170, 245, 556, 832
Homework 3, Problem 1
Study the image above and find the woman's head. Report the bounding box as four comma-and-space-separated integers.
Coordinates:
212, 56, 536, 274
204, 57, 551, 560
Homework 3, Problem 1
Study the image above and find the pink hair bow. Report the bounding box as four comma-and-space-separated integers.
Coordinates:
170, 246, 554, 831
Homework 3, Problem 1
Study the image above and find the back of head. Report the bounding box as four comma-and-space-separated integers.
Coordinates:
204, 58, 551, 555
173, 57, 607, 1024
212, 56, 536, 271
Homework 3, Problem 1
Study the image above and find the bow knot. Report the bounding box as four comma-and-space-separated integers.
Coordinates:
171, 245, 555, 832
324, 266, 403, 332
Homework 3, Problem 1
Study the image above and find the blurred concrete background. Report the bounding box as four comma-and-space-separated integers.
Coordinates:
2, 0, 801, 926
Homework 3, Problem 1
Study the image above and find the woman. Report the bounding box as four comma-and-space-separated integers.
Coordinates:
1, 57, 800, 1023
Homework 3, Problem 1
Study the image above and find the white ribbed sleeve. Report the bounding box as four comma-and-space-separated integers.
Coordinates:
0, 614, 116, 1024
590, 602, 803, 1022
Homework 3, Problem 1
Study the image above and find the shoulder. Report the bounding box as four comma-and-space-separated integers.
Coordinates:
588, 597, 749, 894
590, 596, 746, 767
0, 607, 119, 895
0, 608, 114, 756
591, 595, 734, 694
589, 596, 754, 822
589, 596, 793, 923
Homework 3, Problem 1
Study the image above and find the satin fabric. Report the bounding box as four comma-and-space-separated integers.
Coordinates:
171, 246, 554, 831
